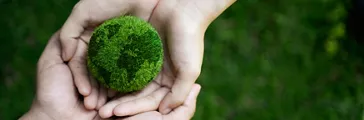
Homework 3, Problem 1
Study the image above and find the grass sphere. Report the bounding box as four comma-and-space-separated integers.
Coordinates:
87, 16, 163, 93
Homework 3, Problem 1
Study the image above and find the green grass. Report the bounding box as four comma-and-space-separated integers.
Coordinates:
1, 0, 363, 120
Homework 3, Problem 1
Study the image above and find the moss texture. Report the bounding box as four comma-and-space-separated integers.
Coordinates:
87, 16, 163, 93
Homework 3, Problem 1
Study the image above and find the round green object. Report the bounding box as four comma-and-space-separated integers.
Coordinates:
87, 16, 163, 93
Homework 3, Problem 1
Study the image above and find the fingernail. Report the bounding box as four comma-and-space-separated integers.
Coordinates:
161, 108, 171, 115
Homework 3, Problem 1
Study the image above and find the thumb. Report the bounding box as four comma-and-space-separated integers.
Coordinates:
164, 84, 201, 120
60, 0, 157, 61
157, 0, 236, 114
60, 1, 92, 61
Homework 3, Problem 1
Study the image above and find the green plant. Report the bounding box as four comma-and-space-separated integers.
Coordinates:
87, 16, 163, 93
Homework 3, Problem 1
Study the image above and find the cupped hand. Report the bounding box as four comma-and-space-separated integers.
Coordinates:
59, 0, 159, 110
20, 32, 103, 120
148, 0, 236, 114
60, 0, 236, 117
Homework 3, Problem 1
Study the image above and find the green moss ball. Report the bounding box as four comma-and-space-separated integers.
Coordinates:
87, 16, 163, 93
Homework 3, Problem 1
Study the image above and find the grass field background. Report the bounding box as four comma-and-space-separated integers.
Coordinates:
1, 0, 364, 119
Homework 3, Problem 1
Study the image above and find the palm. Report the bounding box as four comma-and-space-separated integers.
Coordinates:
99, 0, 212, 118
98, 69, 172, 118
61, 0, 235, 118
62, 0, 159, 111
98, 0, 205, 117
154, 56, 176, 87
35, 33, 98, 119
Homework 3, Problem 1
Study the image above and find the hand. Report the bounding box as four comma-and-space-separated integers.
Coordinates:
59, 0, 159, 110
118, 84, 201, 120
19, 32, 104, 120
100, 0, 237, 117
59, 0, 236, 116
148, 0, 236, 114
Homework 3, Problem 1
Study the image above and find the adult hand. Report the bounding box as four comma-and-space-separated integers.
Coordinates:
19, 32, 104, 120
99, 0, 236, 117
60, 0, 236, 117
118, 84, 201, 120
59, 0, 159, 110
148, 0, 236, 114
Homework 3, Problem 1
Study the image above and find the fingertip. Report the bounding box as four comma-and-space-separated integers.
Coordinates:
160, 108, 171, 115
60, 41, 77, 61
193, 84, 201, 95
99, 106, 113, 119
84, 97, 97, 110
158, 93, 181, 115
159, 89, 191, 114
159, 71, 198, 114
159, 84, 201, 114
98, 100, 121, 118
84, 88, 98, 110
59, 29, 78, 61
188, 84, 201, 101
78, 86, 91, 96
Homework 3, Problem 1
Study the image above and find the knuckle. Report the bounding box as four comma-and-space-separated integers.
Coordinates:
182, 67, 201, 79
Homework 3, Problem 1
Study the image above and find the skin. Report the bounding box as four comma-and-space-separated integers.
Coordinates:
117, 84, 201, 120
60, 0, 236, 118
19, 32, 202, 120
19, 32, 101, 120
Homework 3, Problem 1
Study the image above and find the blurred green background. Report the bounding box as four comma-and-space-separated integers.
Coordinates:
1, 0, 363, 119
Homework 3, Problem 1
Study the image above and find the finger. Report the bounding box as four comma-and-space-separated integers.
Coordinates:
157, 8, 207, 112
60, 1, 87, 61
113, 87, 169, 116
118, 81, 161, 102
68, 39, 92, 96
157, 0, 236, 115
181, 84, 201, 108
164, 84, 201, 120
60, 0, 156, 61
118, 111, 162, 120
84, 75, 99, 110
158, 59, 202, 114
99, 82, 160, 118
97, 85, 108, 110
160, 68, 199, 113
99, 98, 124, 118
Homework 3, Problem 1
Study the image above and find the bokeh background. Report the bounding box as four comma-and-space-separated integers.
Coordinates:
1, 0, 364, 119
